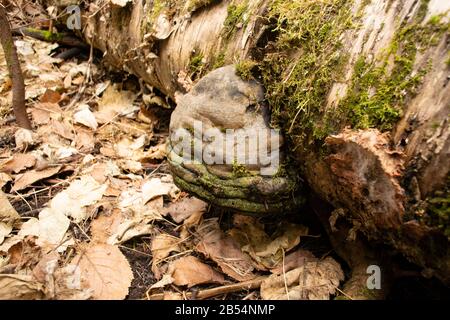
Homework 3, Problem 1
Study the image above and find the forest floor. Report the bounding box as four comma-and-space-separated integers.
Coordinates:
0, 13, 343, 300
1, 1, 449, 300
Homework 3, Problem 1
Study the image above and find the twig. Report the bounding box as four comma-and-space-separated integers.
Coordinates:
146, 276, 267, 300
282, 248, 290, 300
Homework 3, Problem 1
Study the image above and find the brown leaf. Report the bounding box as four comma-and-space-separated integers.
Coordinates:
74, 126, 95, 152
169, 256, 225, 287
260, 257, 344, 300
40, 89, 61, 104
0, 153, 36, 174
72, 244, 133, 300
229, 215, 308, 270
30, 102, 62, 125
90, 209, 123, 244
12, 165, 61, 191
0, 274, 44, 299
270, 249, 317, 275
0, 190, 20, 224
0, 172, 12, 189
162, 196, 208, 224
196, 219, 255, 281
32, 251, 60, 283
51, 119, 74, 140
151, 234, 180, 279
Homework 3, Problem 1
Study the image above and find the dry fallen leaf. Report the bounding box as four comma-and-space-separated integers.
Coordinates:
196, 219, 255, 281
35, 208, 71, 251
0, 190, 20, 224
162, 196, 207, 224
0, 153, 36, 174
74, 126, 95, 152
50, 175, 107, 222
141, 177, 180, 204
260, 257, 344, 300
0, 274, 44, 300
0, 190, 20, 244
151, 234, 180, 279
169, 256, 225, 287
90, 209, 123, 244
270, 249, 317, 275
14, 128, 36, 151
30, 102, 62, 125
73, 105, 98, 130
0, 223, 12, 246
12, 165, 61, 191
0, 172, 12, 188
72, 244, 133, 300
94, 85, 137, 124
229, 215, 309, 270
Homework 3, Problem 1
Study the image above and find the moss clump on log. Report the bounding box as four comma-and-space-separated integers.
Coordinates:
223, 0, 249, 39
259, 0, 354, 145
244, 0, 448, 150
235, 59, 257, 80
342, 13, 449, 131
422, 175, 450, 238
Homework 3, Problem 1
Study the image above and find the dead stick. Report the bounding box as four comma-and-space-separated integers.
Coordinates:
147, 276, 267, 300
0, 5, 31, 129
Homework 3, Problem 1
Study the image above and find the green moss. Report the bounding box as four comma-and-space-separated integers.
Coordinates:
232, 160, 252, 177
259, 0, 354, 145
423, 176, 450, 238
187, 0, 216, 12
223, 1, 248, 39
212, 51, 226, 69
255, 0, 448, 150
189, 51, 206, 80
342, 12, 448, 130
235, 59, 257, 80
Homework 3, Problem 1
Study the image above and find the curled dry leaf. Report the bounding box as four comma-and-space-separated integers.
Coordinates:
30, 102, 62, 125
0, 274, 44, 300
260, 257, 344, 300
34, 208, 71, 251
50, 119, 74, 141
0, 190, 20, 224
229, 215, 309, 270
90, 209, 123, 244
94, 85, 137, 124
74, 126, 95, 152
141, 143, 167, 161
142, 177, 180, 203
270, 249, 317, 275
169, 256, 225, 288
14, 128, 36, 151
0, 172, 12, 189
196, 219, 255, 281
12, 165, 61, 191
114, 135, 148, 160
0, 153, 36, 174
73, 105, 98, 130
50, 175, 107, 222
162, 196, 207, 224
0, 190, 20, 244
71, 244, 133, 300
151, 233, 180, 279
50, 176, 107, 223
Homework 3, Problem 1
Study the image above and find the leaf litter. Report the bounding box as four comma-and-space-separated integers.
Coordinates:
0, 6, 345, 300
